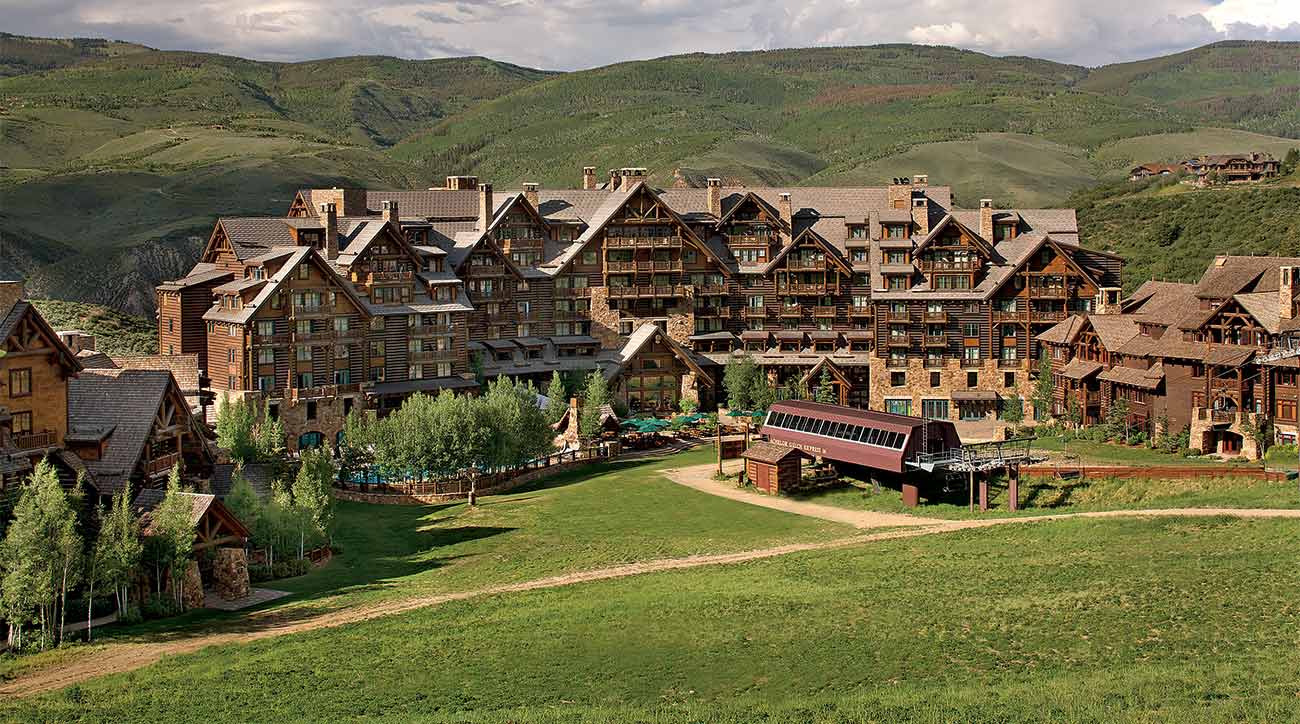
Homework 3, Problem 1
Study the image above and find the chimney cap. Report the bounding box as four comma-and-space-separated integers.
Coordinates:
319, 202, 336, 213
706, 177, 722, 187
382, 200, 396, 210
979, 198, 993, 208
478, 182, 493, 192
779, 192, 791, 200
583, 166, 596, 173
913, 198, 926, 206
522, 182, 539, 191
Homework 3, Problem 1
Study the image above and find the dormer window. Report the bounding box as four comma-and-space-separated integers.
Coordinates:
994, 223, 1017, 242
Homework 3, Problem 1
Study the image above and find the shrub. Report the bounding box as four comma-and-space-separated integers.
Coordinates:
249, 564, 273, 583
141, 593, 181, 620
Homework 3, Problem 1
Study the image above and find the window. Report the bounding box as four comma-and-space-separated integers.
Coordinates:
228, 325, 239, 337
297, 265, 310, 280
296, 346, 312, 362
334, 369, 351, 385
930, 372, 941, 388
437, 362, 452, 378
306, 401, 317, 421
295, 372, 314, 389
885, 399, 911, 416
11, 411, 31, 435
333, 317, 350, 333
887, 275, 909, 290
1004, 372, 1015, 388
890, 371, 906, 387
258, 375, 274, 392
9, 368, 31, 398
581, 251, 598, 266
167, 318, 174, 333
228, 375, 237, 390
228, 349, 237, 363
967, 372, 978, 388
884, 224, 907, 239
256, 320, 275, 337
257, 348, 275, 365
922, 399, 949, 420
886, 251, 908, 265
964, 322, 979, 338
370, 341, 385, 358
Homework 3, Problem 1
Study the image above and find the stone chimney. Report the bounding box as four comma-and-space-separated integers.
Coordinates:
608, 169, 620, 192
0, 281, 24, 318
57, 330, 95, 354
911, 195, 930, 236
523, 182, 539, 208
1282, 267, 1297, 320
887, 177, 911, 209
622, 168, 647, 187
706, 178, 722, 218
318, 202, 338, 259
778, 192, 793, 226
582, 166, 597, 190
478, 183, 494, 232
912, 174, 928, 187
381, 199, 399, 226
445, 175, 479, 191
979, 199, 994, 242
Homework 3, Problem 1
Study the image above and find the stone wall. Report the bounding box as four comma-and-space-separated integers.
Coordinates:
866, 357, 1040, 421
586, 286, 624, 350
213, 547, 250, 601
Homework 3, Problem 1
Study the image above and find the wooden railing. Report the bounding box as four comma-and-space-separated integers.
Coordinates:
554, 286, 591, 297
144, 452, 181, 477
604, 236, 681, 249
695, 284, 726, 295
744, 307, 768, 319
13, 429, 56, 451
779, 304, 803, 317
779, 282, 837, 295
410, 324, 454, 336
368, 270, 413, 283
813, 305, 836, 317
924, 334, 948, 346
409, 349, 457, 363
849, 306, 873, 317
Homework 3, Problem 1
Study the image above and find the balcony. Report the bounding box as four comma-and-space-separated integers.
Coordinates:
292, 303, 332, 318
695, 306, 729, 318
469, 264, 505, 277
517, 308, 542, 322
883, 309, 912, 322
922, 310, 948, 323
786, 259, 826, 272
918, 259, 982, 272
779, 282, 837, 296
849, 306, 874, 318
887, 335, 912, 347
605, 261, 637, 273
552, 309, 587, 321
924, 357, 945, 369
960, 357, 983, 368
411, 323, 453, 336
1030, 310, 1067, 323
695, 283, 726, 296
779, 304, 803, 318
144, 451, 181, 478
744, 307, 769, 319
367, 269, 414, 284
605, 236, 682, 249
997, 357, 1023, 369
728, 234, 776, 246
924, 334, 948, 347
13, 429, 56, 451
253, 331, 289, 344
813, 305, 837, 317
991, 309, 1021, 322
1028, 286, 1068, 299
410, 349, 457, 364
554, 286, 592, 297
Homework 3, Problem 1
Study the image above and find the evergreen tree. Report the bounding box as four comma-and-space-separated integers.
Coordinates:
578, 370, 611, 439
544, 371, 568, 425
748, 370, 775, 412
815, 370, 836, 404
1000, 395, 1024, 428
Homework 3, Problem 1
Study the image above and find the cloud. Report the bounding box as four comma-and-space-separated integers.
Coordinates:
2, 0, 1299, 70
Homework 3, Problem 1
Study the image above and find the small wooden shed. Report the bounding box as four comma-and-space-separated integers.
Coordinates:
742, 442, 804, 495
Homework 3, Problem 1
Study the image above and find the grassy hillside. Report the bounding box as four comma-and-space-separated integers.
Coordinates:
1074, 176, 1300, 292
28, 299, 157, 356
5, 36, 1300, 313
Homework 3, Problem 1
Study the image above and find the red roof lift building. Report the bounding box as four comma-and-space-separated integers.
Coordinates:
759, 400, 1041, 510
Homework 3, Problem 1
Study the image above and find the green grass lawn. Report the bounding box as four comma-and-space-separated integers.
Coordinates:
1026, 435, 1238, 465
6, 516, 1298, 722
795, 470, 1300, 520
0, 447, 849, 682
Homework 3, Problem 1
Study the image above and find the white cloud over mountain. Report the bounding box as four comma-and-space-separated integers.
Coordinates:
3, 0, 1300, 70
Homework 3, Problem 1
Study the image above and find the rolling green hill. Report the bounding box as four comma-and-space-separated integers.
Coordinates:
3, 35, 1300, 313
28, 298, 157, 356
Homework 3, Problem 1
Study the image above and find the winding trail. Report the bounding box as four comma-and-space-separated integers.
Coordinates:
4, 463, 1299, 700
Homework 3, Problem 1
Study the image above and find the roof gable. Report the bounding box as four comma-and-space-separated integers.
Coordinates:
764, 227, 852, 275
0, 302, 82, 375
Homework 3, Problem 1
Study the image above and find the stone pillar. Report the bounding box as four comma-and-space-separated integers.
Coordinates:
181, 560, 205, 610
680, 370, 699, 407
213, 548, 250, 601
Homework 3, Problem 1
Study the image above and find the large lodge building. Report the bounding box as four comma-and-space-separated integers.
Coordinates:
155, 168, 1124, 450
150, 167, 1300, 459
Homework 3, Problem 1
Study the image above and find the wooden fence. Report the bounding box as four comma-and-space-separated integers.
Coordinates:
1020, 464, 1287, 482
334, 442, 617, 504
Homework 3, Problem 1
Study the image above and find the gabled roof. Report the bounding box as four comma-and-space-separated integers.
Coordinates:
134, 490, 251, 540
1036, 315, 1087, 345
715, 191, 790, 233
763, 225, 852, 276
1060, 359, 1103, 380
741, 441, 804, 464
1098, 364, 1165, 390
911, 214, 995, 259
1193, 256, 1300, 300
111, 354, 206, 412
1086, 314, 1141, 351
611, 323, 715, 387
68, 369, 187, 495
799, 356, 851, 387
202, 247, 372, 325
0, 301, 82, 375
1121, 280, 1199, 327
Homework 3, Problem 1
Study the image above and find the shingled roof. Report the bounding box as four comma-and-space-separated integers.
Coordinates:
68, 369, 177, 495
111, 354, 205, 412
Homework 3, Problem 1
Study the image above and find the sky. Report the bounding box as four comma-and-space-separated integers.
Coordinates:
4, 0, 1300, 70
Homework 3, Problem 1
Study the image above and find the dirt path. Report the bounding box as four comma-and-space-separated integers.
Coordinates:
662, 461, 948, 528
5, 465, 1299, 700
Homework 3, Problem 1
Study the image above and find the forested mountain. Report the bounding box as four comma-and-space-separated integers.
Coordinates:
1, 35, 1298, 313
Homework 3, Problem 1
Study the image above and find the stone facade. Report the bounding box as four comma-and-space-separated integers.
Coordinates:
866, 357, 1038, 421
1189, 408, 1262, 460
587, 286, 623, 350
181, 560, 205, 611
213, 547, 251, 601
